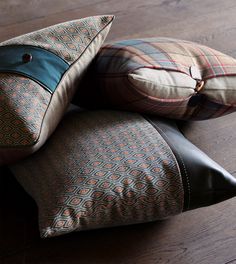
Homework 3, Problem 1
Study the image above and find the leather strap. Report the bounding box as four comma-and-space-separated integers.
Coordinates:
0, 45, 69, 93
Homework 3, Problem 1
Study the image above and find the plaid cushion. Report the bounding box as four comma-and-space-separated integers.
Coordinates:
98, 38, 236, 79
75, 37, 236, 120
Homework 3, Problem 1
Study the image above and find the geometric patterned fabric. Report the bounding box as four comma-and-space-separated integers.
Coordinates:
0, 15, 113, 148
1, 16, 113, 64
11, 110, 183, 238
0, 73, 50, 146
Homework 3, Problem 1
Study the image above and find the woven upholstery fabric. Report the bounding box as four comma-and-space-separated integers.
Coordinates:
11, 110, 184, 238
75, 37, 236, 120
0, 15, 114, 165
0, 74, 50, 146
1, 16, 112, 64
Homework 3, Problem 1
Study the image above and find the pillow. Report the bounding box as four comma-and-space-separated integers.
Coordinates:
73, 37, 236, 120
10, 109, 236, 238
0, 15, 114, 165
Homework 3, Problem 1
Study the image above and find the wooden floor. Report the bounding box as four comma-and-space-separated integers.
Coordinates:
1, 0, 236, 263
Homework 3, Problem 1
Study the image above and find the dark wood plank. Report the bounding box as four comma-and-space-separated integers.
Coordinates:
1, 0, 236, 57
1, 1, 236, 264
0, 0, 106, 26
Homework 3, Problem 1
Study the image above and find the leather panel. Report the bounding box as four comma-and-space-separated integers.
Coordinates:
145, 115, 236, 211
0, 45, 69, 93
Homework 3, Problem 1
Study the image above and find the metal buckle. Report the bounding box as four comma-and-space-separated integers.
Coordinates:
195, 80, 204, 93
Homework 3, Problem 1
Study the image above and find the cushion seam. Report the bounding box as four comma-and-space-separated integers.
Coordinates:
143, 116, 191, 211
0, 16, 114, 149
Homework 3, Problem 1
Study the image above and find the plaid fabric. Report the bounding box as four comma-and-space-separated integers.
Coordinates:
89, 38, 236, 120
93, 74, 235, 120
97, 38, 236, 80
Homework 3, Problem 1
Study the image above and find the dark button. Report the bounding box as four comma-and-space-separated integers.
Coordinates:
22, 53, 32, 63
188, 93, 203, 107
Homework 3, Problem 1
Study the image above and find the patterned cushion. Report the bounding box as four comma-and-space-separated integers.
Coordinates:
0, 15, 114, 165
10, 110, 236, 238
73, 37, 236, 120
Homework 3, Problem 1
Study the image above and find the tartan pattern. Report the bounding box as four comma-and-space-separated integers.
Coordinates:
94, 76, 235, 120
98, 38, 236, 79
91, 38, 236, 120
11, 111, 183, 238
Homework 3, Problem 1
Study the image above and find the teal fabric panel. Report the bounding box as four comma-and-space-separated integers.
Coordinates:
0, 45, 69, 93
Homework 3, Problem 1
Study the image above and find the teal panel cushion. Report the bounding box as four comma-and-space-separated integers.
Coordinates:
10, 109, 236, 238
0, 45, 69, 93
0, 15, 114, 165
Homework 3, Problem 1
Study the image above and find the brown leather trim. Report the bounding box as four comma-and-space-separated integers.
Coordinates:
144, 115, 236, 211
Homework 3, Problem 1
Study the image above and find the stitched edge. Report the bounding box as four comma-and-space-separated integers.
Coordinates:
143, 116, 191, 211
